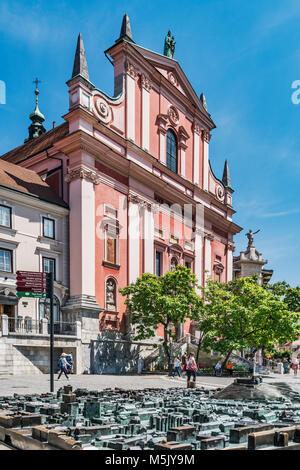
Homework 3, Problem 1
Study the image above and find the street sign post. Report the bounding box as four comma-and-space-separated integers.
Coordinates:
16, 270, 55, 393
47, 271, 54, 393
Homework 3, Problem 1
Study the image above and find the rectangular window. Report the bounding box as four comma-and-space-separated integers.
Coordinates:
0, 205, 11, 228
42, 257, 56, 280
0, 249, 12, 272
106, 236, 117, 264
185, 261, 191, 269
155, 251, 162, 276
43, 217, 55, 239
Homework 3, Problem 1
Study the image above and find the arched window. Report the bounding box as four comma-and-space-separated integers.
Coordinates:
39, 296, 60, 323
166, 129, 177, 173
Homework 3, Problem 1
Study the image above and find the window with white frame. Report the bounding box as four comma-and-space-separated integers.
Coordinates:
43, 217, 55, 239
0, 248, 12, 272
0, 205, 11, 228
42, 257, 56, 280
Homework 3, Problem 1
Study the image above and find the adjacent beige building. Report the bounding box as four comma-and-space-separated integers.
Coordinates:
0, 160, 82, 375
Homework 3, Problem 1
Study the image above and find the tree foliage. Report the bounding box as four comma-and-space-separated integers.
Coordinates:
196, 277, 300, 364
119, 265, 202, 361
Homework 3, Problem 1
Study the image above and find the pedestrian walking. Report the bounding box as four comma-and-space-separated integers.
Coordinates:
186, 352, 197, 385
66, 353, 74, 374
57, 353, 69, 380
283, 360, 289, 375
173, 356, 182, 377
181, 352, 188, 377
226, 362, 233, 377
277, 360, 284, 375
292, 357, 299, 377
214, 361, 222, 377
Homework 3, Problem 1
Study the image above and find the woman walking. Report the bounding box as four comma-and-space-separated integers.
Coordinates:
173, 356, 182, 377
292, 357, 299, 377
186, 352, 198, 385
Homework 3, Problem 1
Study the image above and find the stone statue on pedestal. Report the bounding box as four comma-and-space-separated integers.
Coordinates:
246, 229, 260, 249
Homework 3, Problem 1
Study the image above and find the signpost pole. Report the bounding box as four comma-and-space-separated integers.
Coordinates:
47, 272, 55, 393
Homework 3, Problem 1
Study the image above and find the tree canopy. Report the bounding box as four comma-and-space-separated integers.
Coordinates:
119, 265, 202, 361
196, 277, 300, 363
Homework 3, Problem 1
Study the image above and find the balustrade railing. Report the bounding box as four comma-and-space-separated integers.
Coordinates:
3, 317, 77, 336
47, 322, 77, 336
8, 317, 41, 334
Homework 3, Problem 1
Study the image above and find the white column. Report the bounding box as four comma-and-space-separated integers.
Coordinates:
204, 235, 212, 281
193, 130, 200, 185
126, 63, 136, 142
227, 247, 233, 282
128, 200, 140, 283
67, 167, 99, 297
144, 206, 154, 274
203, 131, 210, 191
141, 76, 151, 151
194, 231, 203, 290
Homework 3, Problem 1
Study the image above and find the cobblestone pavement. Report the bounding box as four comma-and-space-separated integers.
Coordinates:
0, 372, 300, 397
0, 374, 234, 396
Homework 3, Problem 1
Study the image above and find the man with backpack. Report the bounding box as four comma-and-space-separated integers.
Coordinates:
57, 353, 69, 380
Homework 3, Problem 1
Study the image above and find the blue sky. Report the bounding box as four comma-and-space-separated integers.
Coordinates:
0, 0, 300, 285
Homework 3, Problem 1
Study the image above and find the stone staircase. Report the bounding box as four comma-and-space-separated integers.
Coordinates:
0, 341, 43, 376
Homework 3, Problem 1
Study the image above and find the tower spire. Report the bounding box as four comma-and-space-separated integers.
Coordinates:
222, 159, 232, 189
72, 33, 90, 81
25, 78, 46, 142
117, 13, 134, 43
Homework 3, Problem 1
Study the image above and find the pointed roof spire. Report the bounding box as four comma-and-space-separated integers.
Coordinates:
117, 14, 134, 43
72, 33, 90, 81
222, 160, 232, 190
25, 78, 46, 142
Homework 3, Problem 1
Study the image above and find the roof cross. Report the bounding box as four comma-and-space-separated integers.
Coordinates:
33, 77, 41, 90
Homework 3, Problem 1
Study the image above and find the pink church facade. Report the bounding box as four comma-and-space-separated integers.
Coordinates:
1, 16, 242, 352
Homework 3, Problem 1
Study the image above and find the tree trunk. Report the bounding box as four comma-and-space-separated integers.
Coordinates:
196, 333, 205, 363
222, 350, 232, 368
163, 327, 171, 372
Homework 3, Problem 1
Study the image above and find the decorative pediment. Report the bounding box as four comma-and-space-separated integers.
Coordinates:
131, 44, 214, 122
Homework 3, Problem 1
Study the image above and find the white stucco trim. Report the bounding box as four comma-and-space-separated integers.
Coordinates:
142, 87, 150, 151
180, 148, 186, 178
204, 237, 212, 281
128, 201, 140, 283
126, 74, 135, 142
203, 140, 209, 191
193, 131, 200, 185
227, 249, 233, 282
143, 207, 154, 274
159, 132, 166, 164
194, 231, 203, 290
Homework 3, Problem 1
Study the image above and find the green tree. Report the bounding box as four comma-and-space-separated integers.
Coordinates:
119, 265, 202, 364
195, 277, 300, 366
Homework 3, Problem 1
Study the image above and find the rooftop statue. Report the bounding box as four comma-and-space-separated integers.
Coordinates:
164, 30, 175, 58
246, 229, 260, 249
